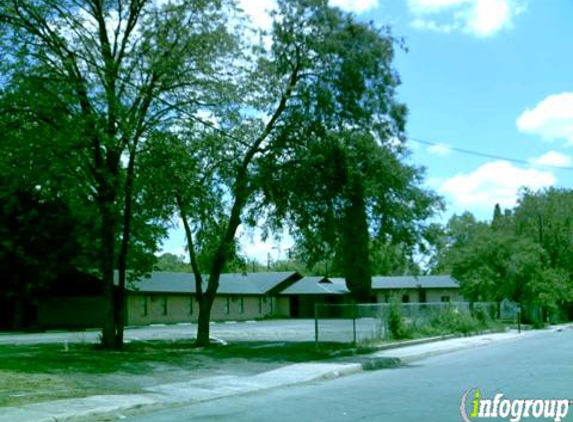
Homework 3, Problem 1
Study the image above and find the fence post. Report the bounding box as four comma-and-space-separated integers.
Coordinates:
314, 303, 319, 349
352, 303, 357, 345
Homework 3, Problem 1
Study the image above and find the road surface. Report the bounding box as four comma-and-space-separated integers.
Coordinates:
124, 328, 573, 422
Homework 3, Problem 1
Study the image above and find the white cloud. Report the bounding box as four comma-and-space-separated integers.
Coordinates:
238, 0, 378, 31
468, 0, 511, 36
408, 0, 526, 37
238, 0, 382, 49
439, 161, 555, 213
238, 0, 276, 31
411, 18, 457, 33
196, 109, 219, 127
238, 226, 294, 263
528, 151, 572, 167
410, 0, 473, 13
427, 143, 453, 156
425, 176, 445, 189
516, 92, 573, 144
330, 0, 379, 14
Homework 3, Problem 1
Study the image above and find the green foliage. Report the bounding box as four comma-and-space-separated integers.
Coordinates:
432, 193, 573, 314
154, 253, 191, 273
387, 299, 412, 340
419, 306, 481, 336
369, 240, 421, 276
247, 0, 442, 300
0, 0, 239, 345
0, 182, 82, 308
0, 0, 443, 341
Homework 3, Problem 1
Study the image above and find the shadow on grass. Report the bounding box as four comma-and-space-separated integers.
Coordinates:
0, 340, 369, 375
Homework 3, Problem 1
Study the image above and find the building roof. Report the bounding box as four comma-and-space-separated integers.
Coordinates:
126, 271, 302, 295
282, 275, 458, 295
371, 275, 459, 290
124, 272, 458, 296
280, 277, 349, 295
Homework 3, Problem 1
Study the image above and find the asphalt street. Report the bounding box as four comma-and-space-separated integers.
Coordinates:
124, 328, 573, 422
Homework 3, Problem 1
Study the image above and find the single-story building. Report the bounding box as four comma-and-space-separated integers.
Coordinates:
34, 270, 107, 329
370, 275, 463, 304
279, 275, 462, 317
34, 271, 302, 328
125, 271, 301, 325
30, 272, 462, 329
280, 276, 349, 318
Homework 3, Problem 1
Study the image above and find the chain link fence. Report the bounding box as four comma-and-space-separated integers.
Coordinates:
314, 302, 501, 346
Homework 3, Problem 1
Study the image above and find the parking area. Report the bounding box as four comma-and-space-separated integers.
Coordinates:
0, 318, 380, 345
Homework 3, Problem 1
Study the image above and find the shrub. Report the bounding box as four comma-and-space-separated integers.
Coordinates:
388, 300, 412, 340
418, 305, 482, 336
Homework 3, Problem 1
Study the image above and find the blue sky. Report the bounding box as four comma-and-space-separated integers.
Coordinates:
371, 0, 573, 221
162, 0, 573, 262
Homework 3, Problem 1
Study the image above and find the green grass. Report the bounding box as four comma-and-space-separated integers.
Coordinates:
0, 340, 364, 407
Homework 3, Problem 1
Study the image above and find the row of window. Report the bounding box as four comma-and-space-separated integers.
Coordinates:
383, 293, 452, 303
400, 294, 450, 303
141, 295, 273, 317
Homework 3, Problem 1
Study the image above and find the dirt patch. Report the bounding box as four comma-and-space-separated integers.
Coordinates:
0, 340, 362, 407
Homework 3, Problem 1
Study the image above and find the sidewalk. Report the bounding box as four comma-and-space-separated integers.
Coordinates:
0, 328, 559, 422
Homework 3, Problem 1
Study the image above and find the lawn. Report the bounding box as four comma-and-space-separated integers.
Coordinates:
0, 340, 365, 407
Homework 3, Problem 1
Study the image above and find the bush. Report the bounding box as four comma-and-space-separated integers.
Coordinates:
388, 300, 412, 340
418, 305, 482, 336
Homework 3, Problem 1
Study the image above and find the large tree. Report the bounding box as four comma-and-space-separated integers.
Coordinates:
514, 188, 573, 274
434, 206, 572, 311
255, 10, 441, 299
261, 130, 440, 301
0, 0, 236, 348
150, 0, 441, 347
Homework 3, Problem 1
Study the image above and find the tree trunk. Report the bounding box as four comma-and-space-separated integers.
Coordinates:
194, 173, 246, 347
99, 197, 118, 349
114, 281, 127, 349
196, 293, 216, 347
115, 148, 137, 349
342, 177, 372, 302
195, 265, 225, 346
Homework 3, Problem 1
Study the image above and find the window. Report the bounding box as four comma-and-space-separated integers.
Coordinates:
441, 295, 451, 303
142, 296, 148, 316
419, 289, 427, 303
225, 297, 230, 314
269, 297, 274, 314
189, 296, 194, 315
239, 297, 245, 314
161, 296, 168, 315
258, 297, 263, 314
401, 294, 410, 303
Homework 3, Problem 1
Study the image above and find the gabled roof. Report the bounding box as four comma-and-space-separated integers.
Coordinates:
126, 271, 302, 295
371, 275, 459, 290
280, 277, 349, 295
123, 272, 458, 296
281, 275, 459, 296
